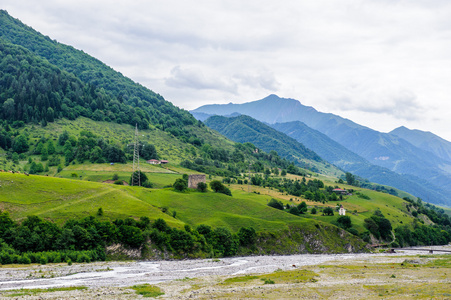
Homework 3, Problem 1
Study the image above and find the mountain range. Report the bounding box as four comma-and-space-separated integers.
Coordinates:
192, 95, 451, 206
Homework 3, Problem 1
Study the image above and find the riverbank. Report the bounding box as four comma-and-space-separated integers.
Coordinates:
0, 245, 450, 299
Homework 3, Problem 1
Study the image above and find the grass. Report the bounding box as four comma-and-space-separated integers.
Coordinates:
131, 284, 164, 298
0, 172, 184, 227
0, 168, 419, 239
2, 286, 87, 297
0, 172, 311, 232
222, 269, 317, 286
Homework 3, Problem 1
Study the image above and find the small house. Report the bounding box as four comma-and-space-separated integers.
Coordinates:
147, 159, 160, 165
160, 160, 169, 164
339, 205, 346, 216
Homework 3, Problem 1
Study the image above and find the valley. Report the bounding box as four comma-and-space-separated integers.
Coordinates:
0, 10, 450, 300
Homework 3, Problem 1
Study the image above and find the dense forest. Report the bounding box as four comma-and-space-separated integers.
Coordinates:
0, 10, 199, 140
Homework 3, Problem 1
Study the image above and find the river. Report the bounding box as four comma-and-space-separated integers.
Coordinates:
0, 245, 449, 291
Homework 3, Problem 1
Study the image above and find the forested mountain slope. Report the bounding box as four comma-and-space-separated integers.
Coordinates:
193, 95, 451, 206
0, 10, 196, 134
204, 115, 340, 175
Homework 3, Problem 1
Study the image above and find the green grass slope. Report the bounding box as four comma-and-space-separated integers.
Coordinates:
0, 172, 368, 254
0, 172, 306, 232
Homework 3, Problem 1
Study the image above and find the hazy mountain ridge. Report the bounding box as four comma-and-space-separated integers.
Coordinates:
390, 126, 451, 163
193, 95, 451, 205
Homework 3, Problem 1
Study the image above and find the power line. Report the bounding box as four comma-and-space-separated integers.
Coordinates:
132, 124, 141, 187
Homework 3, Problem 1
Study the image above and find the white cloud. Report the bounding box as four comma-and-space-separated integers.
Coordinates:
2, 0, 451, 140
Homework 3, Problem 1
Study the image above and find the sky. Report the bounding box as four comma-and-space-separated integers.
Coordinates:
3, 0, 451, 141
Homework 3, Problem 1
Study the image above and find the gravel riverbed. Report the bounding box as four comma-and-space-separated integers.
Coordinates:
0, 245, 449, 299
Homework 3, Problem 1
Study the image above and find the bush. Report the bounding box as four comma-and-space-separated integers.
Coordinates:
173, 178, 187, 192
97, 207, 104, 216
197, 182, 207, 192
209, 180, 232, 196
141, 180, 153, 188
297, 201, 308, 214
129, 171, 148, 186
323, 207, 334, 216
237, 227, 256, 246
210, 227, 238, 257
268, 198, 284, 210
347, 228, 359, 236
311, 207, 317, 215
337, 216, 352, 229
152, 218, 172, 233
288, 206, 300, 216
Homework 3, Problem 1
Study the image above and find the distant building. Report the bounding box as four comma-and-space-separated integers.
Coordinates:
188, 174, 206, 189
147, 159, 160, 165
332, 188, 347, 195
146, 159, 169, 165
339, 205, 346, 216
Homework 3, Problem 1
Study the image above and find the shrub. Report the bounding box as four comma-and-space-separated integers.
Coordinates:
152, 218, 172, 233
210, 180, 232, 196
238, 227, 256, 246
129, 171, 148, 186
297, 201, 308, 214
337, 216, 352, 229
197, 224, 212, 236
347, 228, 359, 236
288, 206, 300, 216
141, 180, 153, 188
323, 207, 334, 216
268, 198, 284, 210
173, 178, 187, 192
97, 207, 104, 216
197, 182, 207, 192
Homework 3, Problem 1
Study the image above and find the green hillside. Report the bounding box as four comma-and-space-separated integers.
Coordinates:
0, 171, 369, 255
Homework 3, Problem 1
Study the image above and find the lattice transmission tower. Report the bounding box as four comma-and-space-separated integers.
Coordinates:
131, 124, 141, 186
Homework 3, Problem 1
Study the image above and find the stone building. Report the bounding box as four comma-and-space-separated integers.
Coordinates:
188, 174, 206, 189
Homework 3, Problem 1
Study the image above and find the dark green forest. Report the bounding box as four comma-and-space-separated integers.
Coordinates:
0, 210, 257, 264
0, 10, 198, 137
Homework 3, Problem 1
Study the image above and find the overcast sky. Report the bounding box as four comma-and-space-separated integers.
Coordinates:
3, 1, 451, 141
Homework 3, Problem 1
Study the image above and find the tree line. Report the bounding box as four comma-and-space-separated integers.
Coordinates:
0, 210, 258, 265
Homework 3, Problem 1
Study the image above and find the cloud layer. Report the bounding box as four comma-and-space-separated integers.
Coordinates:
3, 0, 451, 140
